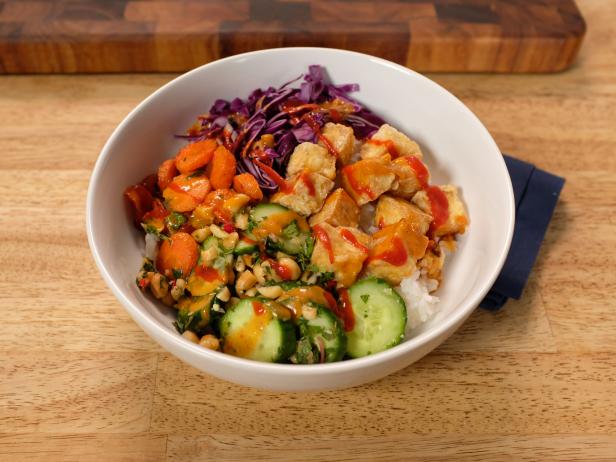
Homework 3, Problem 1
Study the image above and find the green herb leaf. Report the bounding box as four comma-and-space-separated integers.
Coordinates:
281, 220, 300, 239
165, 212, 187, 232
360, 294, 370, 304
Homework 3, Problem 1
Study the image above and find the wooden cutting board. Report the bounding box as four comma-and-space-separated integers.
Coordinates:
0, 0, 586, 74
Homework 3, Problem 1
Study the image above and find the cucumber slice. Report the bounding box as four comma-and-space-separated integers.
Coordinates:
346, 278, 407, 358
219, 298, 296, 363
296, 305, 346, 363
174, 294, 215, 335
250, 203, 288, 223
234, 235, 258, 255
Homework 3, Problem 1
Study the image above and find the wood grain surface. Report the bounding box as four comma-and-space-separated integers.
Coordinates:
1, 0, 615, 460
0, 0, 585, 74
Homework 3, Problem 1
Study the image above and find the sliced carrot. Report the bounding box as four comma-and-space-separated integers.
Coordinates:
207, 145, 237, 190
158, 159, 178, 191
175, 139, 217, 174
156, 232, 199, 278
124, 184, 153, 225
233, 173, 263, 201
163, 174, 211, 212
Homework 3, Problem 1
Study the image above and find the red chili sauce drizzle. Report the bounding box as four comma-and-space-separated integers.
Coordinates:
254, 159, 291, 193
302, 113, 340, 159
142, 199, 169, 221
299, 172, 316, 196
366, 139, 399, 158
334, 288, 355, 332
343, 165, 376, 200
312, 225, 334, 263
425, 185, 449, 235
269, 259, 293, 281
194, 266, 220, 281
404, 156, 429, 188
339, 229, 368, 254
252, 300, 267, 316
369, 237, 408, 266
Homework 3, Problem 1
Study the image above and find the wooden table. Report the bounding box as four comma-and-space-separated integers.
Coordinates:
1, 1, 615, 460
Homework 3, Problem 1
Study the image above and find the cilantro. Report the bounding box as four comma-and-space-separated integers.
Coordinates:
294, 336, 317, 364
141, 223, 167, 239
172, 268, 183, 279
165, 212, 187, 232
360, 294, 370, 304
142, 259, 155, 273
316, 271, 335, 286
281, 220, 300, 240
173, 309, 203, 334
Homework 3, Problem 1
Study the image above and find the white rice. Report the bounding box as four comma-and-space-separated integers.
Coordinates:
396, 270, 440, 332
144, 233, 159, 261
359, 203, 379, 234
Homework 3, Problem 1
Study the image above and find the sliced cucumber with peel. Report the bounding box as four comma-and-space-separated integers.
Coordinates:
296, 305, 346, 363
219, 297, 296, 363
346, 278, 407, 358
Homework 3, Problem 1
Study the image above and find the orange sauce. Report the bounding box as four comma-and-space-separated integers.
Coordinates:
343, 165, 375, 200
340, 229, 368, 254
194, 266, 221, 282
313, 224, 334, 263
278, 286, 337, 319
223, 305, 272, 358
367, 139, 399, 158
369, 236, 408, 266
252, 210, 307, 239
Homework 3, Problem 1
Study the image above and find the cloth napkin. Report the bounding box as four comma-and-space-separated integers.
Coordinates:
479, 155, 565, 310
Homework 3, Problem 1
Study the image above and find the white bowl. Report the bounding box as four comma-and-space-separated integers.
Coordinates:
87, 48, 514, 391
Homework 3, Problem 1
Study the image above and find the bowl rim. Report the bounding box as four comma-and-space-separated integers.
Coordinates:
86, 47, 515, 375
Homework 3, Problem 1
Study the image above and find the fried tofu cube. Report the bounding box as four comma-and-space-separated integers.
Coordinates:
375, 195, 432, 235
319, 122, 356, 165
363, 219, 429, 286
310, 222, 371, 287
340, 158, 397, 206
418, 247, 446, 285
286, 142, 336, 181
360, 124, 423, 160
271, 171, 334, 216
309, 188, 360, 228
412, 184, 469, 237
390, 155, 430, 199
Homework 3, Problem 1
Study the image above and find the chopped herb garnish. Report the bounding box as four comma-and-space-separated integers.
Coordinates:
360, 294, 370, 304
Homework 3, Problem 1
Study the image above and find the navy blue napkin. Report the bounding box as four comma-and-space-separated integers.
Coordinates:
480, 155, 565, 310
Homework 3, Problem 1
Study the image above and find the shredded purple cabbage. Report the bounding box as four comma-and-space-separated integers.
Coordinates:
178, 65, 385, 191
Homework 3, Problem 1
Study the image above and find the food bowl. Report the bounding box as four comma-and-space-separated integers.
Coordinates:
86, 47, 514, 391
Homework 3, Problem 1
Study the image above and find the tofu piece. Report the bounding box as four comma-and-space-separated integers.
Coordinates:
310, 222, 371, 288
375, 195, 432, 235
286, 142, 336, 181
390, 155, 430, 199
360, 124, 423, 160
309, 188, 360, 228
319, 122, 356, 165
363, 219, 429, 286
418, 247, 445, 285
340, 158, 397, 206
271, 171, 334, 216
412, 184, 469, 237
